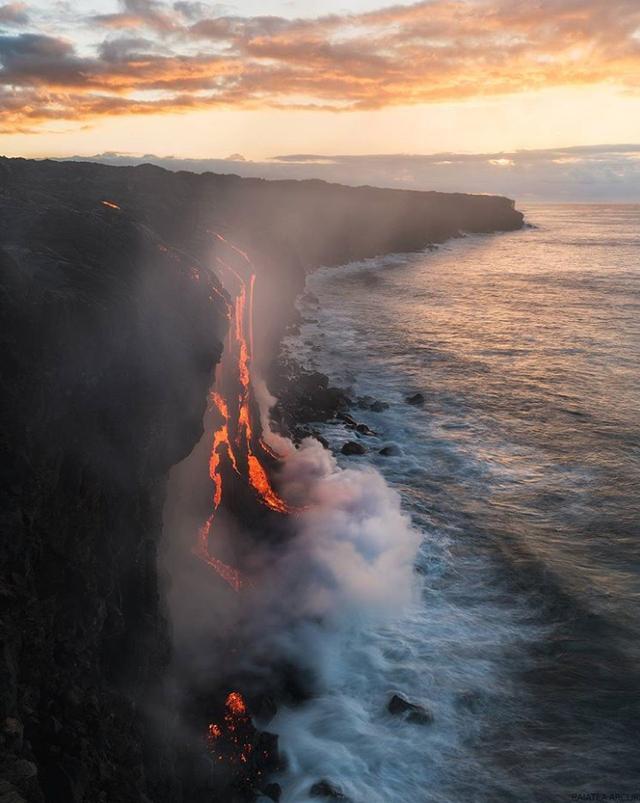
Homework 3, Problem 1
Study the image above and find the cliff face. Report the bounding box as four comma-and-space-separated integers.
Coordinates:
0, 157, 523, 802
0, 196, 228, 802
0, 157, 523, 361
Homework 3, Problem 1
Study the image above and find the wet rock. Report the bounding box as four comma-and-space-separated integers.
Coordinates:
405, 392, 425, 406
355, 423, 377, 436
388, 694, 433, 725
370, 400, 389, 412
291, 427, 329, 449
338, 413, 359, 429
263, 782, 282, 802
357, 396, 389, 412
379, 444, 400, 457
356, 395, 375, 410
341, 441, 366, 456
0, 758, 38, 790
309, 779, 347, 799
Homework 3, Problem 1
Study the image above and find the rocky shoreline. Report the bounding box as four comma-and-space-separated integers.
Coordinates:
0, 157, 523, 802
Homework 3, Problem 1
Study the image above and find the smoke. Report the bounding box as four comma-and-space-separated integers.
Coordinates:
162, 373, 420, 702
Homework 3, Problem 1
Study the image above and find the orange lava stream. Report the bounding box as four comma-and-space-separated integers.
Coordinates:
247, 455, 289, 513
194, 232, 293, 589
259, 437, 282, 460
101, 200, 120, 210
193, 518, 244, 592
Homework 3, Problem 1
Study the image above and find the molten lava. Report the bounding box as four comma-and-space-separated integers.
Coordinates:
206, 691, 254, 766
194, 232, 293, 590
101, 200, 120, 210
194, 518, 244, 592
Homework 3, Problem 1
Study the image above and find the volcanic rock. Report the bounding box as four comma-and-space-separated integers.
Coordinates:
406, 392, 426, 406
370, 400, 389, 412
2, 720, 23, 753
388, 694, 433, 725
357, 396, 389, 412
341, 441, 366, 456
309, 779, 348, 799
379, 445, 401, 457
356, 423, 377, 436
0, 780, 26, 803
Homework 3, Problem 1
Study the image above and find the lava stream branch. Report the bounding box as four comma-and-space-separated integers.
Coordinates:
193, 233, 293, 590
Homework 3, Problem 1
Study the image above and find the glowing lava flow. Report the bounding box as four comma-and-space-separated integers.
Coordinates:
194, 233, 292, 590
206, 691, 254, 766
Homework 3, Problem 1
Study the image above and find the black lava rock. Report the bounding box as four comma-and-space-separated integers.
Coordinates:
388, 694, 433, 725
406, 392, 425, 405
341, 441, 366, 456
310, 779, 348, 799
370, 400, 389, 412
379, 444, 400, 457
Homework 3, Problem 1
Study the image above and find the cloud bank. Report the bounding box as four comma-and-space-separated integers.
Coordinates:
0, 0, 639, 131
65, 143, 640, 202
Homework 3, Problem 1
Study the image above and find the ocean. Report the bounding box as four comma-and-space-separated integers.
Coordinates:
272, 204, 640, 802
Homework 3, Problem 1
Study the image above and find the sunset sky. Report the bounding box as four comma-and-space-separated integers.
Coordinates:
1, 0, 639, 198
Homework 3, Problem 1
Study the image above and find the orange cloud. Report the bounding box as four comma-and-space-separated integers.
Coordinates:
1, 0, 639, 131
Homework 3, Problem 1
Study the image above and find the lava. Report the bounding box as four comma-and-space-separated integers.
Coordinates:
194, 518, 244, 592
194, 232, 293, 590
259, 437, 282, 460
247, 455, 289, 513
101, 200, 120, 210
205, 691, 254, 767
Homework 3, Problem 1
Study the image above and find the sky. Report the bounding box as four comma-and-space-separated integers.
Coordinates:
0, 0, 639, 199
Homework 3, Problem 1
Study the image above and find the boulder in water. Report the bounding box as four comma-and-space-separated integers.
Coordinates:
405, 392, 425, 406
309, 780, 348, 799
379, 444, 400, 457
356, 423, 377, 436
370, 400, 389, 412
341, 441, 366, 456
388, 693, 433, 725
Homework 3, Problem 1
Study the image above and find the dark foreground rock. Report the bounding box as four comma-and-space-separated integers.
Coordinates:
0, 197, 229, 803
379, 445, 401, 457
406, 392, 426, 406
309, 779, 348, 799
388, 694, 433, 725
341, 441, 367, 456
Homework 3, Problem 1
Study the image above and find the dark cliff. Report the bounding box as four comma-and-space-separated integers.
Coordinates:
0, 157, 523, 362
0, 157, 523, 802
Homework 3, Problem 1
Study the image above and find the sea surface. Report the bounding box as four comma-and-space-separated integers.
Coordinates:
273, 205, 640, 802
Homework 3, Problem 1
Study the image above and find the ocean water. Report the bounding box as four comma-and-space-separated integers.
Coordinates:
272, 205, 640, 802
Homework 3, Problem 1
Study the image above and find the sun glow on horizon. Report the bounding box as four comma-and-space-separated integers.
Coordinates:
0, 0, 638, 201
